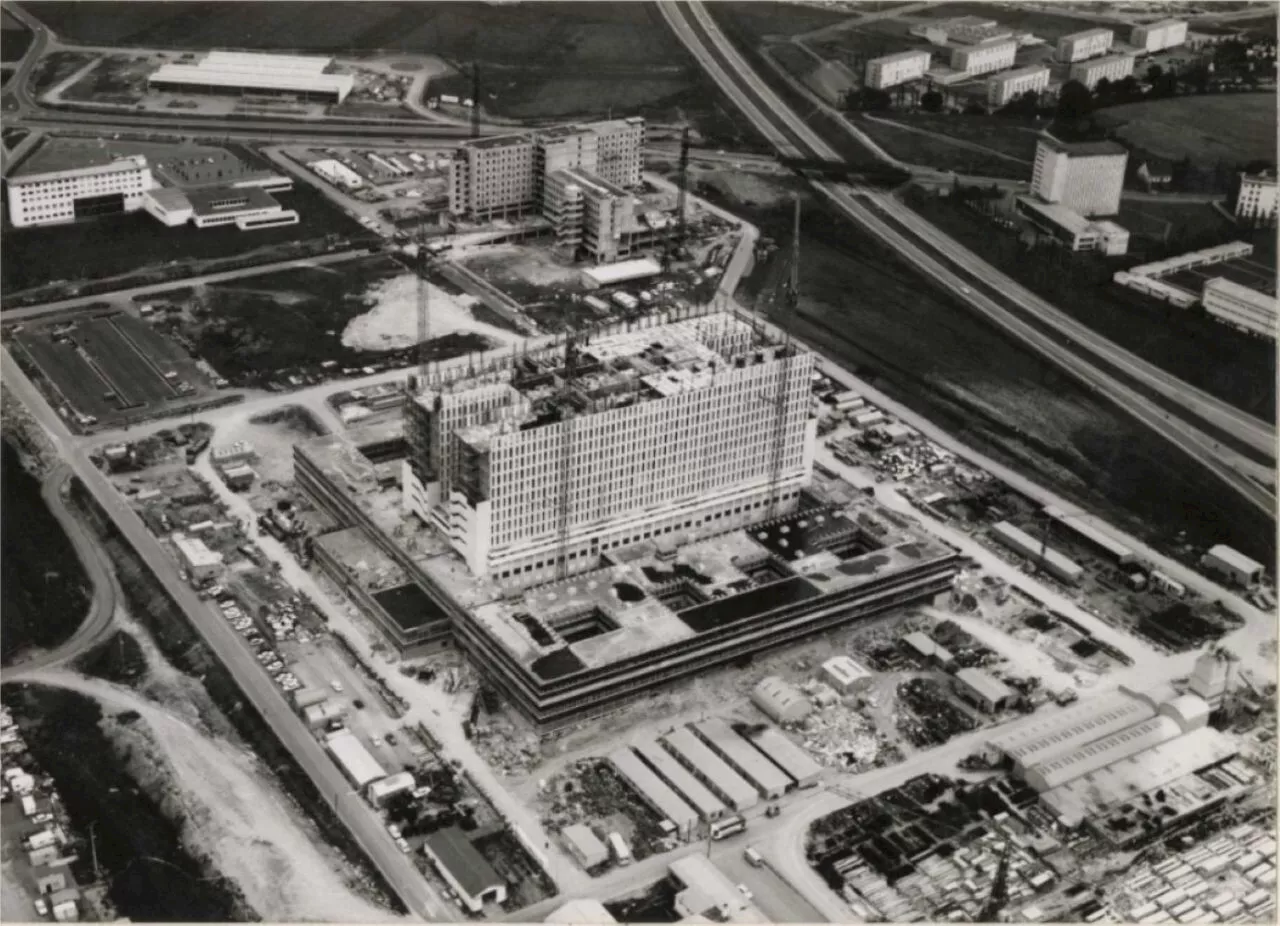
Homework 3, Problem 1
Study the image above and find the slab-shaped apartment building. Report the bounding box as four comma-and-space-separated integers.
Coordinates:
297, 310, 961, 727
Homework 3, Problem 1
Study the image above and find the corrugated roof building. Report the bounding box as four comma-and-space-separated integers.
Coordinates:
692, 719, 791, 799
561, 824, 609, 869
325, 731, 386, 787
983, 691, 1157, 768
609, 747, 699, 840
750, 676, 813, 725
1023, 715, 1184, 792
661, 728, 759, 812
423, 827, 507, 913
952, 668, 1015, 713
745, 727, 822, 789
632, 736, 728, 821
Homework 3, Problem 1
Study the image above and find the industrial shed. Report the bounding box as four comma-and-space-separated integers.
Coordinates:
901, 631, 954, 668
325, 731, 386, 787
692, 719, 791, 800
952, 668, 1015, 714
1201, 544, 1265, 587
821, 655, 868, 693
608, 747, 698, 840
367, 771, 415, 807
423, 827, 507, 913
983, 691, 1157, 769
745, 727, 822, 789
561, 823, 609, 869
1023, 715, 1184, 792
1043, 506, 1135, 564
750, 676, 813, 725
661, 727, 759, 812
632, 736, 728, 821
989, 521, 1084, 585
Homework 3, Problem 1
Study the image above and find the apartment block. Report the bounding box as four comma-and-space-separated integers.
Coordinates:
1130, 19, 1187, 54
986, 65, 1050, 107
1069, 53, 1135, 89
447, 133, 537, 221
949, 38, 1018, 76
1056, 27, 1114, 63
6, 151, 155, 228
864, 49, 931, 89
1031, 136, 1128, 216
1235, 172, 1277, 221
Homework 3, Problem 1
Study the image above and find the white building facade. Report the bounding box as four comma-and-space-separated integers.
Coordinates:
1202, 277, 1276, 340
1056, 27, 1114, 63
864, 49, 932, 88
1235, 172, 1277, 221
1069, 53, 1136, 89
1031, 137, 1128, 216
1129, 19, 1187, 54
986, 65, 1050, 107
6, 154, 155, 228
404, 313, 817, 582
949, 38, 1018, 75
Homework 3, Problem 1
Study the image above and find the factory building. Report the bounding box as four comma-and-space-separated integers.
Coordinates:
1235, 172, 1277, 221
631, 736, 728, 822
982, 689, 1158, 769
864, 49, 932, 89
1056, 27, 1114, 63
324, 731, 386, 787
744, 726, 822, 789
5, 149, 155, 228
1129, 19, 1187, 54
662, 726, 759, 812
750, 676, 813, 725
403, 313, 816, 583
988, 520, 1084, 585
986, 65, 1050, 107
1202, 277, 1276, 340
821, 655, 868, 693
1069, 52, 1136, 89
147, 51, 354, 103
1031, 136, 1128, 217
448, 117, 644, 222
422, 828, 507, 913
608, 747, 699, 840
1043, 507, 1135, 564
952, 668, 1015, 713
1200, 544, 1265, 587
949, 37, 1018, 75
692, 719, 791, 800
561, 824, 609, 869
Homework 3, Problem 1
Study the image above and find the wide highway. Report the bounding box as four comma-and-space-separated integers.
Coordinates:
0, 351, 454, 922
657, 0, 1276, 516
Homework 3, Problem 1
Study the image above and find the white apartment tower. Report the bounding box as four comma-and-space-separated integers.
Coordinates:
1130, 19, 1187, 54
1031, 136, 1128, 216
6, 153, 155, 228
1069, 53, 1135, 89
986, 65, 1050, 107
448, 117, 644, 222
1056, 27, 1113, 63
403, 312, 817, 584
949, 38, 1018, 76
1235, 172, 1277, 221
864, 49, 931, 89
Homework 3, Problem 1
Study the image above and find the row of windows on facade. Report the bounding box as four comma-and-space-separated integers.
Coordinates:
19, 179, 146, 202
491, 490, 800, 578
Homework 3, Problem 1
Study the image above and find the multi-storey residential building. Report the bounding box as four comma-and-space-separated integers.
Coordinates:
1201, 278, 1275, 340
542, 167, 643, 263
1069, 53, 1135, 88
448, 117, 644, 223
949, 37, 1018, 75
986, 65, 1050, 107
864, 49, 931, 89
1031, 136, 1128, 216
447, 133, 537, 221
1129, 19, 1187, 54
1056, 27, 1114, 62
1235, 172, 1277, 221
404, 313, 817, 582
5, 149, 155, 228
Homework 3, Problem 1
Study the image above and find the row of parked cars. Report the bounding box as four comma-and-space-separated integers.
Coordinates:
217, 597, 301, 692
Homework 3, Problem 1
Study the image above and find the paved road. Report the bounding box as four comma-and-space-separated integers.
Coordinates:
0, 350, 452, 922
657, 1, 1276, 518
3, 248, 375, 320
3, 464, 121, 673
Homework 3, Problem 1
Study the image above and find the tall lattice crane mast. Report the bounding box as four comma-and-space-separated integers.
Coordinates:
470, 63, 482, 139
555, 328, 578, 581
662, 126, 692, 273
417, 223, 431, 383
766, 196, 800, 520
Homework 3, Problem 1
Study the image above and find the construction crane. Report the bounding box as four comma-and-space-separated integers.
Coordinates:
662, 126, 692, 272
978, 841, 1012, 923
403, 223, 434, 486
766, 196, 800, 521
470, 63, 482, 139
555, 326, 579, 581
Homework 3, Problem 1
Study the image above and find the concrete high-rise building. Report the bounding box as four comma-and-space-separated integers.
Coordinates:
1031, 136, 1128, 216
1129, 19, 1187, 54
5, 150, 155, 228
986, 65, 1050, 107
1235, 172, 1277, 221
1056, 27, 1114, 63
949, 37, 1018, 75
542, 167, 653, 264
864, 49, 931, 89
403, 312, 817, 583
1069, 53, 1136, 89
448, 117, 644, 223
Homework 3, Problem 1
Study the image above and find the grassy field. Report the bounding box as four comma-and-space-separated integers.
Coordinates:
1, 182, 367, 293
882, 114, 1043, 160
852, 117, 1031, 178
1, 9, 31, 63
1, 441, 93, 664
714, 2, 857, 40
1114, 199, 1240, 246
1094, 94, 1277, 166
912, 2, 1119, 40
